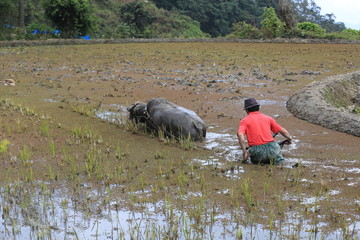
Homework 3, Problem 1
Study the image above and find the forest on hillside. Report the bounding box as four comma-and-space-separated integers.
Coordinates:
1, 0, 359, 41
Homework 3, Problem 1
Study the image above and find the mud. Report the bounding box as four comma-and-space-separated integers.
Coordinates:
1, 42, 360, 239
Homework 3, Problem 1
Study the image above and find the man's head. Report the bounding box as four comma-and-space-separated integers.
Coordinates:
244, 98, 260, 112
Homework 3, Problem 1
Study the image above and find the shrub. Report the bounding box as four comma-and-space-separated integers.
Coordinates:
228, 21, 261, 39
296, 22, 326, 38
25, 23, 59, 40
0, 25, 27, 40
340, 28, 360, 40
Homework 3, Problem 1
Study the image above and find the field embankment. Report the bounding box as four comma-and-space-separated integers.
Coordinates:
1, 37, 360, 48
287, 71, 360, 136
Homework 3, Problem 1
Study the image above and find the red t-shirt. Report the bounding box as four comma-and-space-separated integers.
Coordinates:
238, 111, 283, 146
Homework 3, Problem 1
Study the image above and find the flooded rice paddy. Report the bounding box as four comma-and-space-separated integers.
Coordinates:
0, 42, 360, 239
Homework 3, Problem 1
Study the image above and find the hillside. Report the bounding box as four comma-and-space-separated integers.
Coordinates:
1, 0, 358, 40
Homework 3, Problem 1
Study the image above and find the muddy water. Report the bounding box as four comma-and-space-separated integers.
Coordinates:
1, 42, 360, 239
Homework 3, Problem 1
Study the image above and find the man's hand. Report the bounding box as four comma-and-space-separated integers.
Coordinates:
237, 132, 249, 162
278, 128, 292, 144
242, 150, 249, 162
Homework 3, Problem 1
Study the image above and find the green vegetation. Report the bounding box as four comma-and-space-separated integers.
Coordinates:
261, 7, 285, 39
354, 107, 360, 115
70, 102, 100, 117
42, 0, 97, 38
322, 81, 355, 108
39, 120, 50, 136
0, 139, 10, 154
153, 0, 349, 37
49, 138, 56, 157
227, 21, 262, 39
19, 144, 32, 165
0, 0, 358, 40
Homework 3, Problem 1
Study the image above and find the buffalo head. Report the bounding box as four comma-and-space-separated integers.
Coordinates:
127, 102, 148, 123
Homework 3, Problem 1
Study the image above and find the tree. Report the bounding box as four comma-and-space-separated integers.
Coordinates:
120, 1, 155, 37
19, 0, 25, 28
292, 0, 345, 32
278, 0, 296, 30
261, 7, 284, 38
0, 0, 17, 25
25, 0, 47, 26
151, 0, 281, 37
42, 0, 97, 38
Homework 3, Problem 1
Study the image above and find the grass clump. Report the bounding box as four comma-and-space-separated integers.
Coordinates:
0, 139, 11, 154
71, 103, 100, 117
72, 125, 102, 144
322, 81, 354, 108
49, 138, 56, 157
179, 134, 194, 150
39, 120, 50, 136
19, 145, 32, 165
353, 106, 360, 115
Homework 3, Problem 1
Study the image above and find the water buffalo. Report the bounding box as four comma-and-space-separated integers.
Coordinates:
128, 98, 206, 141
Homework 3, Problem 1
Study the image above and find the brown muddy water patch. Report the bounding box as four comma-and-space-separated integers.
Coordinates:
0, 42, 360, 239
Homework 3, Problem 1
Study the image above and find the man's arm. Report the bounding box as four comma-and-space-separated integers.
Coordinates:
237, 132, 249, 161
278, 128, 292, 144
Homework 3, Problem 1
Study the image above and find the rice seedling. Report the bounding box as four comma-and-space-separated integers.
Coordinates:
17, 104, 36, 116
5, 123, 12, 136
14, 118, 27, 133
154, 150, 164, 159
240, 178, 255, 212
177, 170, 189, 195
236, 228, 243, 240
19, 144, 32, 166
23, 166, 34, 182
61, 147, 78, 179
71, 125, 102, 145
277, 195, 285, 216
140, 174, 146, 192
49, 138, 55, 157
115, 142, 126, 160
85, 148, 103, 178
268, 210, 275, 234
48, 166, 55, 180
179, 134, 194, 150
263, 180, 271, 198
71, 126, 83, 143
71, 102, 100, 117
124, 118, 139, 133
39, 120, 50, 136
157, 128, 167, 142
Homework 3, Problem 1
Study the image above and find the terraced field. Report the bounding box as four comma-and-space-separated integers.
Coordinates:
1, 42, 360, 239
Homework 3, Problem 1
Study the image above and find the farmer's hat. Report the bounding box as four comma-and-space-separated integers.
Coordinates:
244, 98, 260, 110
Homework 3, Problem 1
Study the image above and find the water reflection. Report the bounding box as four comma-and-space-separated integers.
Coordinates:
1, 182, 357, 240
95, 104, 128, 124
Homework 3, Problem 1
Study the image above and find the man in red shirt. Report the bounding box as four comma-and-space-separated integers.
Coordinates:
237, 98, 292, 164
